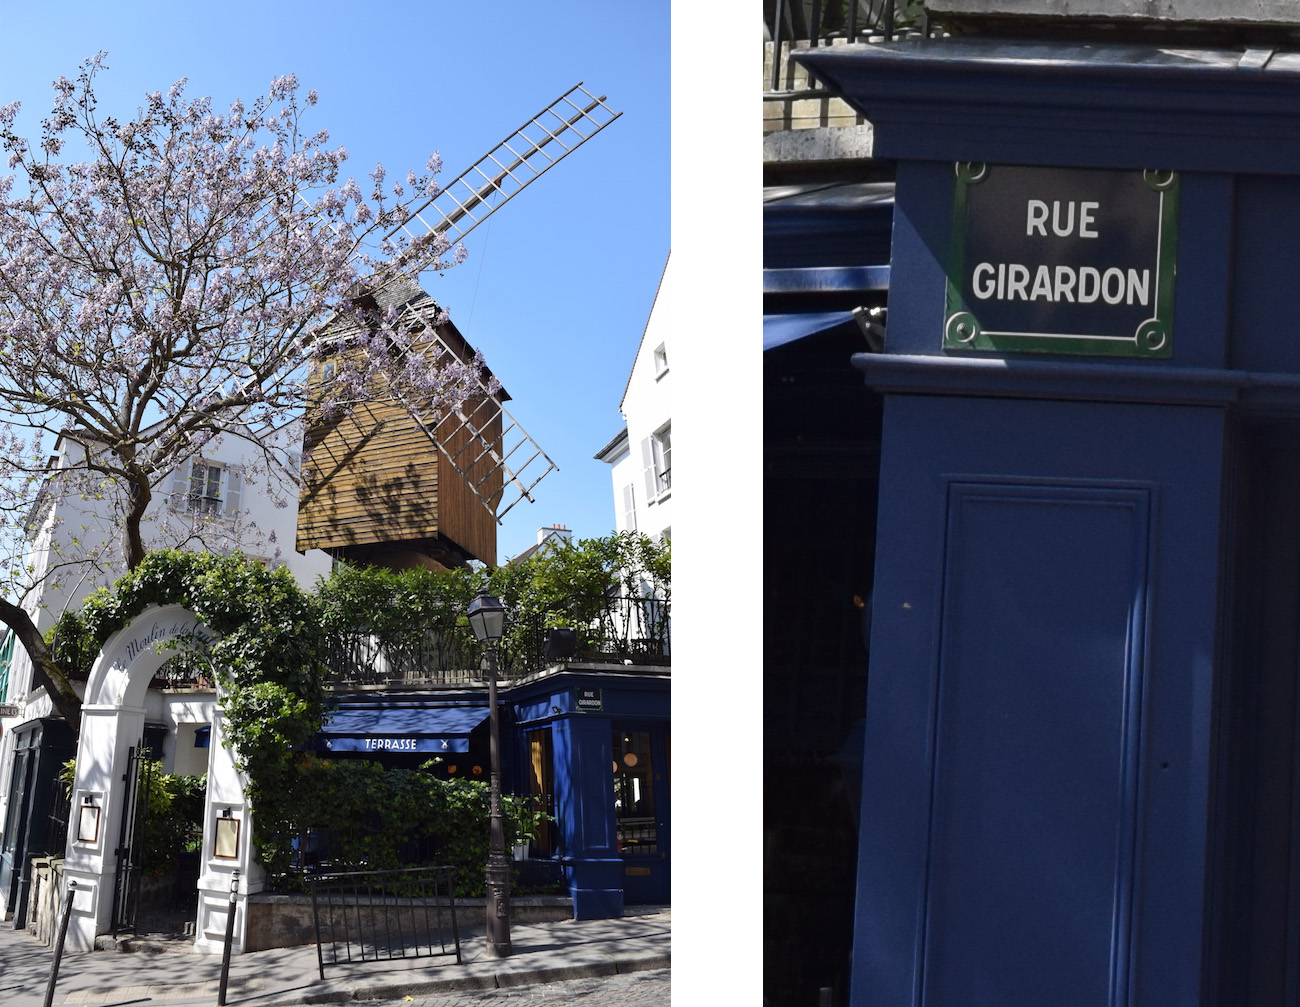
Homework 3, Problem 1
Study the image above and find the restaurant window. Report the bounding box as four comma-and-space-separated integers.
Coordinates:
612, 728, 657, 855
527, 728, 555, 854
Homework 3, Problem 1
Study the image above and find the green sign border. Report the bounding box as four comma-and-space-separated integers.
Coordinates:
575, 687, 603, 713
944, 163, 1179, 358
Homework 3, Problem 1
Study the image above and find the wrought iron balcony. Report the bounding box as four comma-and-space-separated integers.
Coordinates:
322, 593, 671, 690
764, 0, 933, 98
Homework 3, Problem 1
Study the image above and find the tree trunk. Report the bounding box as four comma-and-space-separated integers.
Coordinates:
123, 477, 151, 570
0, 597, 82, 733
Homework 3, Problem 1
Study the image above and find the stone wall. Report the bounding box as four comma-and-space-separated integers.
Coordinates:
26, 858, 63, 946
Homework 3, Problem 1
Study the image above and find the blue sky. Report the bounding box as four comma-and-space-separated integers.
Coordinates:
0, 0, 670, 565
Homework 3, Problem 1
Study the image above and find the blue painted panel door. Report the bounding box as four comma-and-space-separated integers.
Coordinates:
852, 395, 1226, 1007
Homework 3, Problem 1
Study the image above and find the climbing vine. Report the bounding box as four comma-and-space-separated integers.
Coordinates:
49, 549, 328, 812
47, 533, 668, 886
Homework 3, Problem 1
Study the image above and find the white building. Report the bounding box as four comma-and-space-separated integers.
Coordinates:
0, 424, 331, 928
18, 425, 331, 646
596, 253, 672, 544
505, 523, 576, 565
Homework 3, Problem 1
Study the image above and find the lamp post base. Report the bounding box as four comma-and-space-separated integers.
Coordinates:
484, 937, 513, 958
485, 856, 512, 958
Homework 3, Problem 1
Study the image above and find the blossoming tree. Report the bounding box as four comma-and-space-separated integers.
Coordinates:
0, 54, 493, 730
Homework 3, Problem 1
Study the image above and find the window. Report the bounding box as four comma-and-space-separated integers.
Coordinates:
653, 343, 668, 378
527, 729, 556, 855
169, 460, 242, 519
612, 728, 658, 855
640, 425, 671, 502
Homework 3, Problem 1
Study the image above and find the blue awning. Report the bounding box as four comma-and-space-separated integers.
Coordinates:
315, 704, 489, 754
763, 310, 858, 352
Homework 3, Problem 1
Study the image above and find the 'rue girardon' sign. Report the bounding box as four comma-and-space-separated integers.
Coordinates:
944, 163, 1178, 357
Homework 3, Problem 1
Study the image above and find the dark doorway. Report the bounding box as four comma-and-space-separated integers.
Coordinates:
1, 718, 74, 927
1212, 420, 1300, 1005
764, 325, 882, 1007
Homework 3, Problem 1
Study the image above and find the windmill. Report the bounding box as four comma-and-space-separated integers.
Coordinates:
295, 84, 620, 570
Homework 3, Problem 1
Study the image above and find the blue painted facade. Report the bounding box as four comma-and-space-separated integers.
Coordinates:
315, 671, 670, 920
509, 671, 670, 918
792, 37, 1300, 1007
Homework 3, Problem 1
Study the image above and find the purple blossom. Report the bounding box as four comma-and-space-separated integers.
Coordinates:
0, 57, 475, 594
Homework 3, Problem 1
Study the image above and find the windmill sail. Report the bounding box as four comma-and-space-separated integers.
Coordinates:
388, 83, 621, 265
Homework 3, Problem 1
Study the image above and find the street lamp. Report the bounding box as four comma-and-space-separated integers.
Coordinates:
467, 588, 511, 958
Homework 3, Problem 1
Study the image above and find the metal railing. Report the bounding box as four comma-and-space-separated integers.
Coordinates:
323, 593, 671, 689
765, 0, 932, 96
308, 867, 461, 980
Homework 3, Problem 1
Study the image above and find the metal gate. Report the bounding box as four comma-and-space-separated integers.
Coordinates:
110, 745, 154, 934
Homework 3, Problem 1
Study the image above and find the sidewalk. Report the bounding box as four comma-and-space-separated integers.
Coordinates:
0, 907, 670, 1007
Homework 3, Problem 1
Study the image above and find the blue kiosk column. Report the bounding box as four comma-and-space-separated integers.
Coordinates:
796, 39, 1300, 1007
551, 714, 624, 919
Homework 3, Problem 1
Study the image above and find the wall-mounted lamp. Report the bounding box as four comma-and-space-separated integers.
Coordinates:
76, 795, 100, 844
853, 305, 886, 353
214, 809, 240, 860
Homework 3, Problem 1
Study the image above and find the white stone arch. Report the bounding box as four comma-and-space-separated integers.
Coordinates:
61, 603, 262, 953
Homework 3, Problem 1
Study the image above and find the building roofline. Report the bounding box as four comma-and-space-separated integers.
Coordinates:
618, 251, 670, 414
594, 426, 630, 462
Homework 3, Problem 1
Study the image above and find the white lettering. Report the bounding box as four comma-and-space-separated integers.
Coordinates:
1079, 202, 1099, 238
1126, 268, 1150, 306
1026, 199, 1103, 238
1007, 263, 1031, 300
1027, 199, 1049, 236
1102, 267, 1126, 305
968, 262, 1150, 307
1030, 265, 1054, 301
1078, 266, 1101, 303
972, 262, 997, 299
1054, 266, 1076, 303
1051, 201, 1075, 237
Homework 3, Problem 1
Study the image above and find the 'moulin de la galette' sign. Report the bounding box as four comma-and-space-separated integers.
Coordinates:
944, 163, 1179, 358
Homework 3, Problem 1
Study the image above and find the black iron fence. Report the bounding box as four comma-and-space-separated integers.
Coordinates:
765, 0, 933, 95
323, 593, 670, 689
308, 867, 461, 980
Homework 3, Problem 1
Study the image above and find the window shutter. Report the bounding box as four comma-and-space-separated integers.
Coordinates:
657, 427, 671, 491
187, 459, 205, 509
640, 437, 655, 502
622, 483, 638, 531
169, 466, 189, 509
224, 468, 243, 518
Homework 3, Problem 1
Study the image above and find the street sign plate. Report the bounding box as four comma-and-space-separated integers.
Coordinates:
945, 163, 1178, 358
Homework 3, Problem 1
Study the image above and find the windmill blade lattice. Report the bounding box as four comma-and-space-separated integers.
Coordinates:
387, 83, 622, 264
306, 86, 618, 524
391, 295, 559, 523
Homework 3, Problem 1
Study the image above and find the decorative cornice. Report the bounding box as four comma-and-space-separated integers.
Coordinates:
851, 352, 1259, 406
794, 39, 1300, 173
